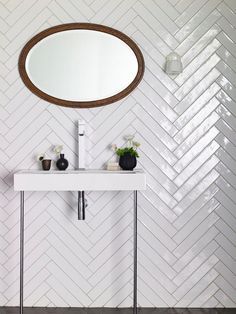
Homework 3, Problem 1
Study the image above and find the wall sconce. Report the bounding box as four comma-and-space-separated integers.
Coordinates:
165, 52, 183, 75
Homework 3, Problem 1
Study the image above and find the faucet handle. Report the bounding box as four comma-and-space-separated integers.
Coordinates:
78, 120, 85, 135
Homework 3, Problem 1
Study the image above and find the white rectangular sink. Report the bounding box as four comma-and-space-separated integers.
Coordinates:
14, 169, 146, 191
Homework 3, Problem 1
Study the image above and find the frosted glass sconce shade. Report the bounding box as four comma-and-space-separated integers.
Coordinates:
165, 52, 183, 75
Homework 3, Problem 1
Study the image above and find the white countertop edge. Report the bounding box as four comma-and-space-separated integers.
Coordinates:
14, 169, 146, 191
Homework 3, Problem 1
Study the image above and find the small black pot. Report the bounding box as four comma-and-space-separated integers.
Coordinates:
56, 154, 69, 170
42, 159, 51, 171
119, 153, 137, 171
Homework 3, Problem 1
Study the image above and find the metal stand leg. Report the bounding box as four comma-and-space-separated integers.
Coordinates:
133, 191, 138, 314
20, 191, 24, 314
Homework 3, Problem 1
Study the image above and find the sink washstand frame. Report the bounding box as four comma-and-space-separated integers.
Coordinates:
19, 190, 139, 314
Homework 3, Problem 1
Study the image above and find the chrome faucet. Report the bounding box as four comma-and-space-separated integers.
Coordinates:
78, 120, 87, 220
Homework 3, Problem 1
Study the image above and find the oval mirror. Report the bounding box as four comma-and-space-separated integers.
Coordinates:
19, 23, 144, 108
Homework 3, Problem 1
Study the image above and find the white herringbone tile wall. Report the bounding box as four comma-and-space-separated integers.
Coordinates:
0, 0, 236, 308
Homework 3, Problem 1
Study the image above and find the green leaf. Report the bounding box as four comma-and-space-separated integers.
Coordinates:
116, 147, 139, 158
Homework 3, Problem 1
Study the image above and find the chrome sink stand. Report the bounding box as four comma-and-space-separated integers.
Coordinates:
19, 190, 138, 314
133, 191, 138, 314
20, 191, 24, 314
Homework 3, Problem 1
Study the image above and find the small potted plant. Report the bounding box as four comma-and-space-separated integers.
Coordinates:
112, 136, 140, 171
37, 153, 51, 171
54, 145, 69, 170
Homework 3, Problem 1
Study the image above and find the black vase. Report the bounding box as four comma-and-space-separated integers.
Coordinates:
119, 153, 137, 171
56, 154, 69, 170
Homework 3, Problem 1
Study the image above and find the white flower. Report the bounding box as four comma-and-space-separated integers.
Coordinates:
54, 145, 63, 155
133, 141, 140, 148
124, 135, 135, 147
37, 153, 45, 161
124, 135, 134, 142
111, 144, 117, 151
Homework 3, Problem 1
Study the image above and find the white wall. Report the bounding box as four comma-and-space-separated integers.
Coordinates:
0, 0, 236, 308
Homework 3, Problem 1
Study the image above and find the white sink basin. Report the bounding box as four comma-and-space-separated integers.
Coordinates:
14, 169, 146, 191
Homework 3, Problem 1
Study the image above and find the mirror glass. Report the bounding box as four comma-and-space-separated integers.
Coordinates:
19, 24, 144, 108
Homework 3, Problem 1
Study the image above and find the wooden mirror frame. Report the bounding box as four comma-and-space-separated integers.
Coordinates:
18, 23, 145, 109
